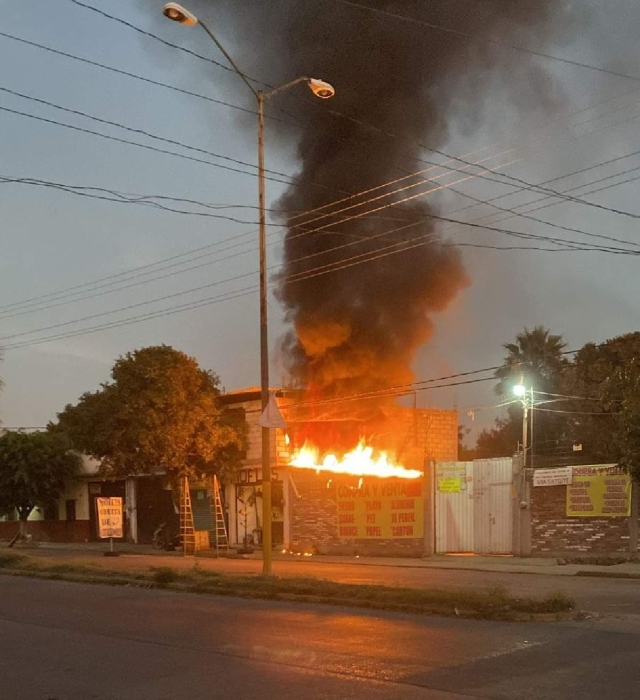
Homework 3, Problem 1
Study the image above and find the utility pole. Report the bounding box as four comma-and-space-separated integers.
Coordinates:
257, 90, 273, 576
161, 3, 335, 577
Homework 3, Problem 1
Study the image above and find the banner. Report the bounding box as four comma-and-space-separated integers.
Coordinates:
566, 466, 631, 517
533, 467, 573, 487
96, 497, 123, 538
336, 479, 423, 539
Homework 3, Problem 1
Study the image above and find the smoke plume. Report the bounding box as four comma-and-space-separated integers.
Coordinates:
198, 0, 577, 399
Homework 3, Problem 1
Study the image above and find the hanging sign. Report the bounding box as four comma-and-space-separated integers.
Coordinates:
533, 467, 573, 487
336, 479, 424, 539
96, 497, 123, 538
259, 392, 287, 429
566, 465, 631, 517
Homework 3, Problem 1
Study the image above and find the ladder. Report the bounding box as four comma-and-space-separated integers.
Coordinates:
180, 476, 196, 556
211, 475, 229, 556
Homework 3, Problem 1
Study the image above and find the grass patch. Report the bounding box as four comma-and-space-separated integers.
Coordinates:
0, 554, 575, 621
0, 553, 25, 568
152, 567, 180, 585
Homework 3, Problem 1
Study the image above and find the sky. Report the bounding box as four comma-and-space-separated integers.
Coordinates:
1, 0, 640, 441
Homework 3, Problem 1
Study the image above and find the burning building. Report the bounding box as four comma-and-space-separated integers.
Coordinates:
219, 388, 457, 555
201, 0, 577, 553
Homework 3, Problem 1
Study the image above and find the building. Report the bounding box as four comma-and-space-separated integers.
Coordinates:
219, 387, 459, 555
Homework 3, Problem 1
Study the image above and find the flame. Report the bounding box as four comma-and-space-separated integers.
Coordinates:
290, 440, 422, 479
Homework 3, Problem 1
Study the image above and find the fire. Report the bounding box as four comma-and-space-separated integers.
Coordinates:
290, 440, 422, 479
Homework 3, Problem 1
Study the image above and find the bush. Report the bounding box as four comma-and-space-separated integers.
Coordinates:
152, 567, 179, 585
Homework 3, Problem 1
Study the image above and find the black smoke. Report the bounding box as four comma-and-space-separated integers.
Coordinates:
192, 0, 579, 398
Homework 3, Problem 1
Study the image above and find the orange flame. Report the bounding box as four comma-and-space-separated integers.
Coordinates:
290, 440, 422, 479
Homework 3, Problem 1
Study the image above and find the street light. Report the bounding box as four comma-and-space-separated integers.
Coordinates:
162, 3, 335, 576
513, 382, 534, 468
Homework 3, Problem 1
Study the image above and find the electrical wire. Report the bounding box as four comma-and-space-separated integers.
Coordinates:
2, 159, 638, 329
0, 31, 294, 127
330, 0, 640, 85
63, 0, 640, 221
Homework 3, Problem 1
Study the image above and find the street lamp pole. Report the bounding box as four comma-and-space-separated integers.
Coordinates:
162, 4, 335, 576
514, 383, 534, 468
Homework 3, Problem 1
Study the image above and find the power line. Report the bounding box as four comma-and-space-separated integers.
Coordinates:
66, 0, 253, 83
64, 0, 640, 222
6, 25, 640, 213
534, 407, 620, 416
0, 86, 308, 186
3, 159, 638, 328
330, 0, 640, 85
0, 104, 288, 184
4, 208, 634, 349
0, 31, 293, 127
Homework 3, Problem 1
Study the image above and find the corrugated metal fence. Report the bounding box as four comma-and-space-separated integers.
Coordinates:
435, 458, 513, 554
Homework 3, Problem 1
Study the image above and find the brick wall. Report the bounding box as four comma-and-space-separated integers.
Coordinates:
288, 407, 456, 556
0, 520, 91, 543
530, 480, 638, 557
289, 470, 427, 556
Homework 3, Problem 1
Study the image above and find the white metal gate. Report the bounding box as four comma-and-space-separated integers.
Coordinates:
435, 462, 474, 553
435, 458, 513, 554
473, 458, 513, 554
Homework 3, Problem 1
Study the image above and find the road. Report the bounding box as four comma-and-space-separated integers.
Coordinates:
2, 576, 640, 699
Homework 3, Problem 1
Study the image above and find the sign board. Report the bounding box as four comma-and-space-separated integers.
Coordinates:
259, 392, 287, 429
566, 465, 631, 517
438, 478, 461, 493
533, 467, 573, 487
96, 497, 123, 539
336, 479, 423, 539
436, 464, 467, 492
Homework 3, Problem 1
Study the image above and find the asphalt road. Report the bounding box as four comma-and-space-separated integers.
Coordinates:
2, 576, 640, 700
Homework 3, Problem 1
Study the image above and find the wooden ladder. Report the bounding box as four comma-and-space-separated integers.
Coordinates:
180, 476, 196, 556
212, 475, 229, 556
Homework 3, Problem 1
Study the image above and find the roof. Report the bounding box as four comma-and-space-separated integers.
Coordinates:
219, 387, 301, 405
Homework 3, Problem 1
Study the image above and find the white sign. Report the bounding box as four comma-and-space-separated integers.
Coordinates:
533, 467, 573, 488
259, 392, 287, 429
96, 497, 123, 539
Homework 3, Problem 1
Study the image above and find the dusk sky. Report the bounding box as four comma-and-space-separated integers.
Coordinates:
2, 0, 640, 439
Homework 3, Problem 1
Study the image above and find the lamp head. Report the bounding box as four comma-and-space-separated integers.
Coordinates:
162, 3, 198, 26
308, 78, 335, 99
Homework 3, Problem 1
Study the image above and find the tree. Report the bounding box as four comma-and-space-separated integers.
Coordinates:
494, 326, 567, 397
473, 417, 522, 459
51, 346, 245, 484
560, 333, 640, 472
0, 431, 80, 540
469, 327, 569, 460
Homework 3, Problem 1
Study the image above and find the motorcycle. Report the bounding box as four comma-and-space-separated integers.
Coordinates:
152, 522, 180, 551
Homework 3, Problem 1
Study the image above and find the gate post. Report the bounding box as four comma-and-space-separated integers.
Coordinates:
512, 454, 531, 557
422, 460, 435, 557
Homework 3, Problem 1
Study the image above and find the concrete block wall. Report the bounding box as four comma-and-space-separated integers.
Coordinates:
288, 408, 456, 556
288, 470, 426, 556
529, 481, 638, 556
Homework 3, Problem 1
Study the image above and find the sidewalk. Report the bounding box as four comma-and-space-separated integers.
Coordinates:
8, 542, 640, 579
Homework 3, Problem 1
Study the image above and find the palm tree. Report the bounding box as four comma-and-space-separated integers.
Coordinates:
495, 326, 567, 397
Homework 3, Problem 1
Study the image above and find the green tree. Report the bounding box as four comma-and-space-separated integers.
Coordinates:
51, 345, 245, 484
0, 431, 80, 540
472, 327, 568, 460
494, 326, 567, 397
473, 417, 522, 459
560, 333, 640, 471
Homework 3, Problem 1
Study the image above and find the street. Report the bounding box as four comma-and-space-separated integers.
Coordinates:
2, 576, 640, 699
